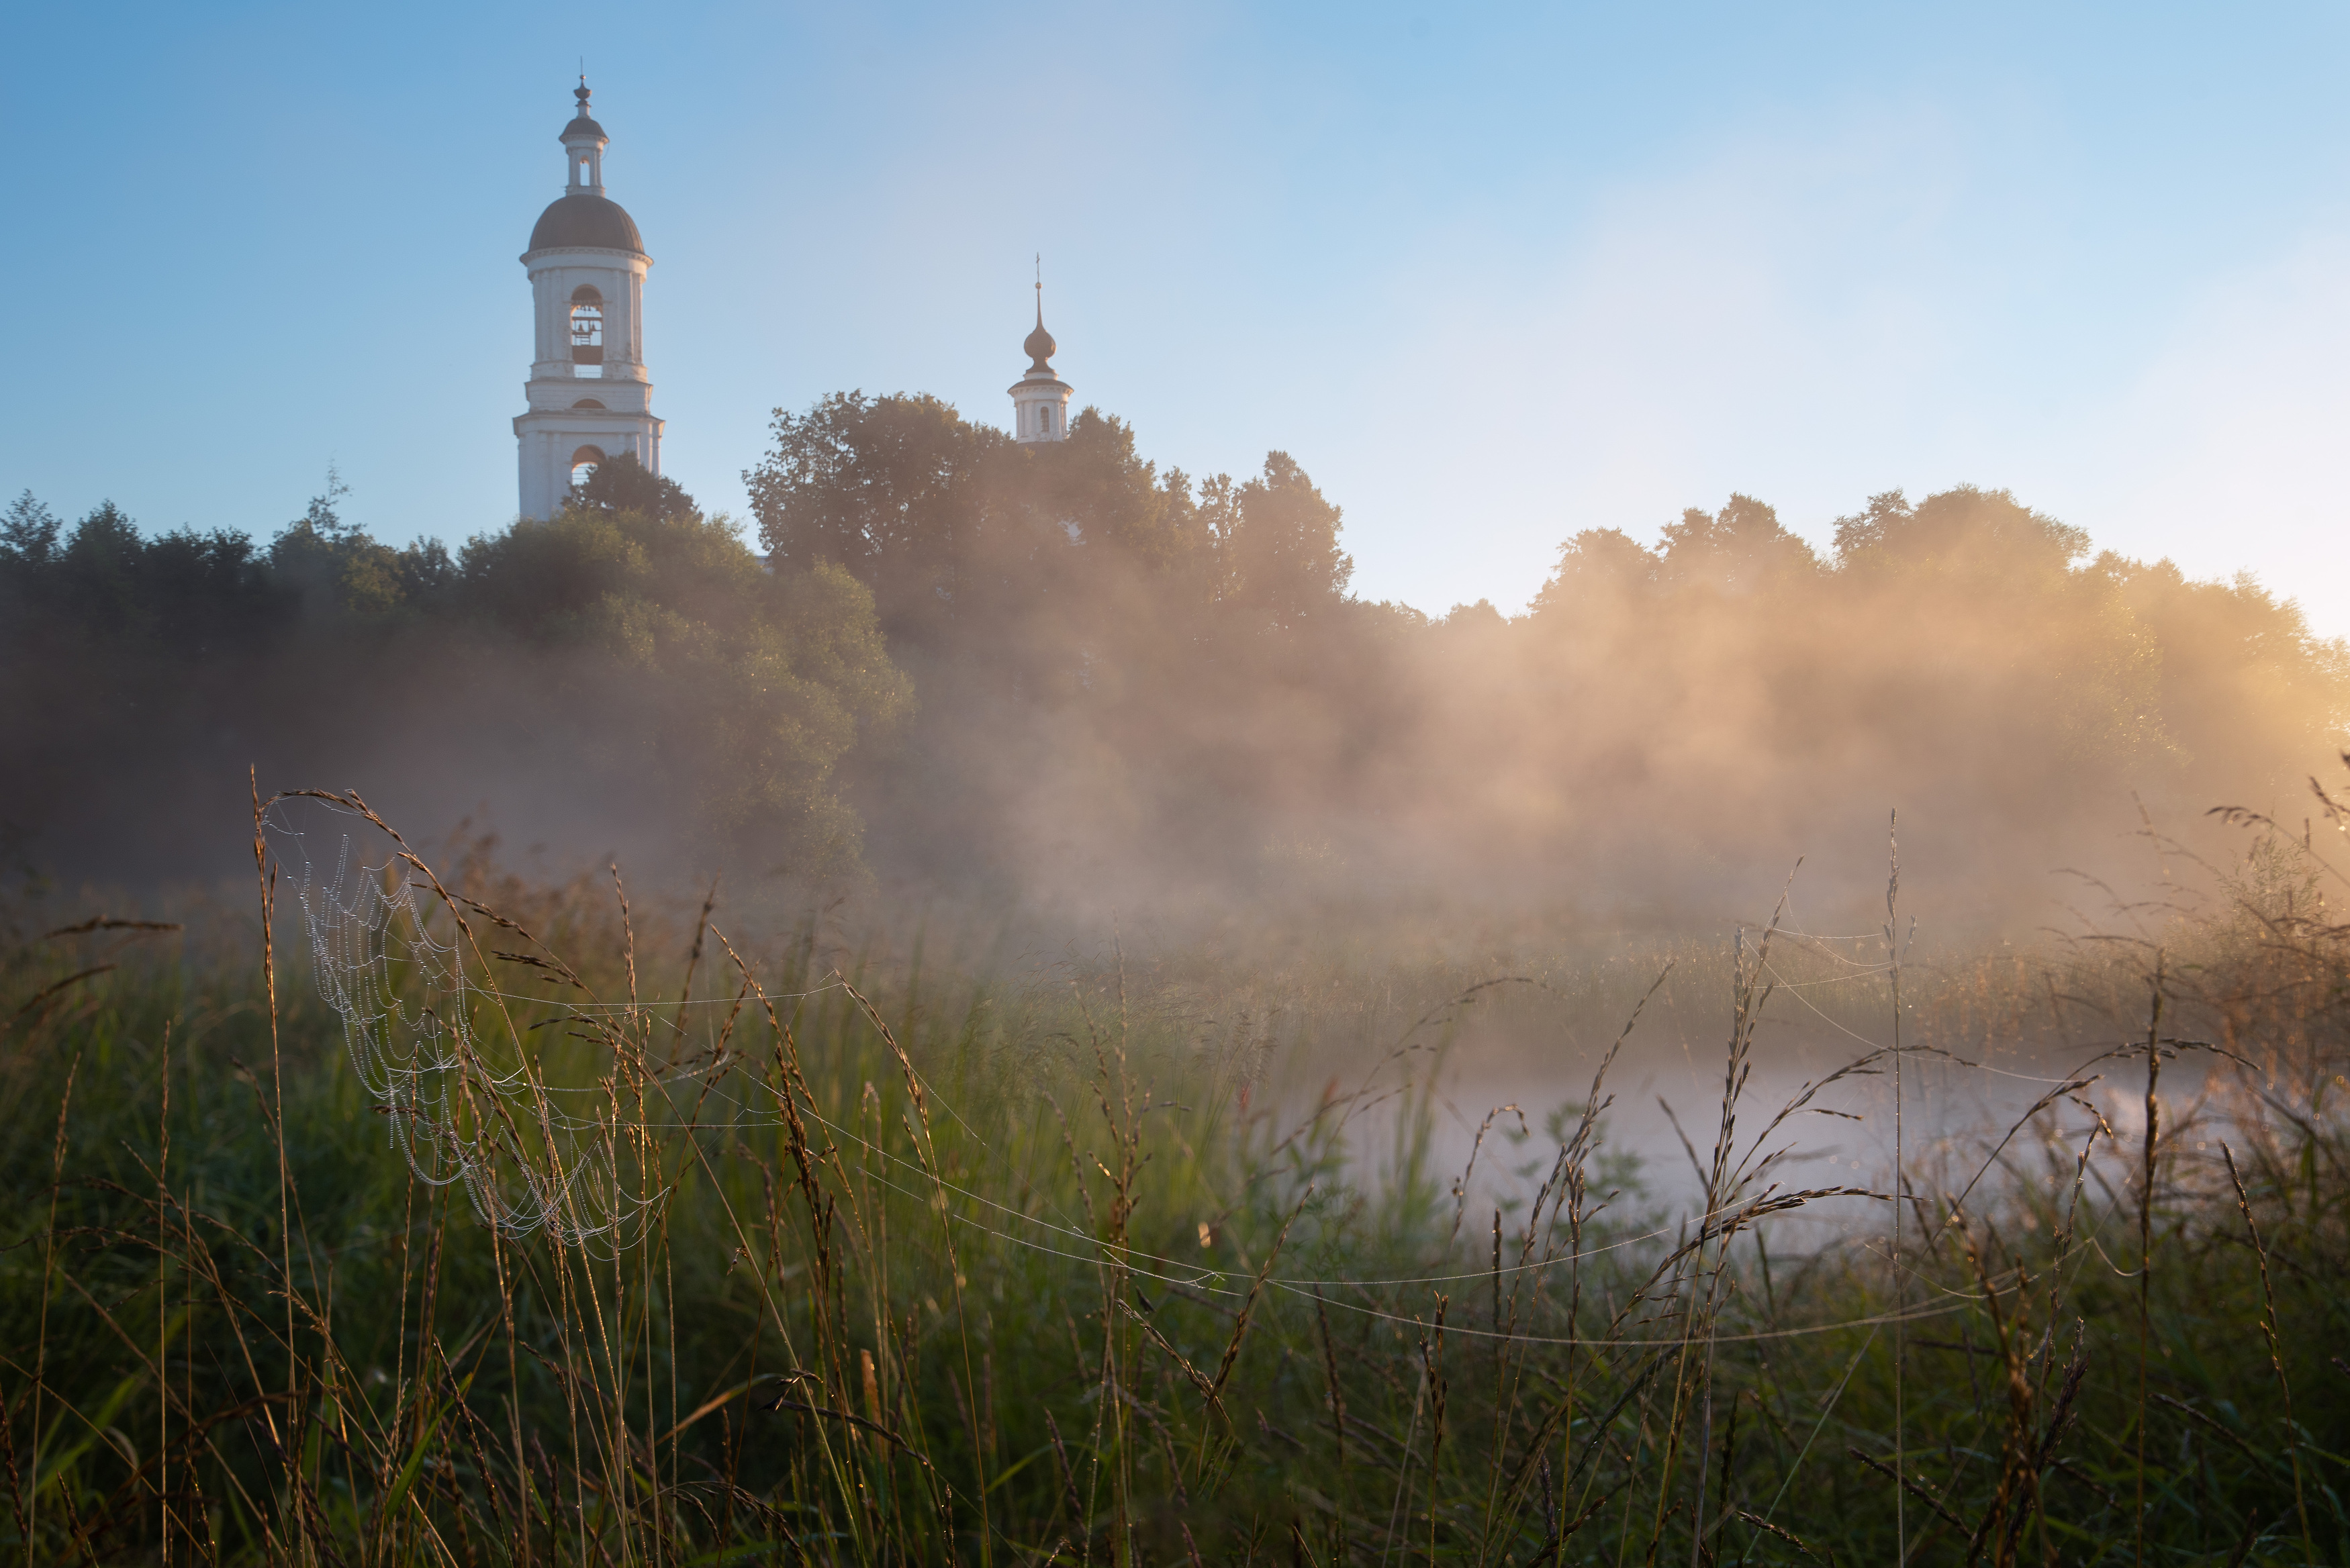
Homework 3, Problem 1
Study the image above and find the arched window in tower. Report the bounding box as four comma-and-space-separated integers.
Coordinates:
569, 446, 606, 491
570, 285, 604, 378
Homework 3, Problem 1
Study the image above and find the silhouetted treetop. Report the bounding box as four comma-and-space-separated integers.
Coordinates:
1, 491, 62, 566
1658, 493, 1820, 595
1049, 409, 1207, 574
742, 393, 1352, 664
1833, 485, 2090, 580
1527, 528, 1660, 620
573, 450, 698, 522
1215, 452, 1354, 635
746, 391, 996, 585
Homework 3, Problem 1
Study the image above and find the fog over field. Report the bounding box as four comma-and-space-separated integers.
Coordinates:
13, 406, 2338, 1203
7, 415, 2343, 943
9, 10, 2350, 1559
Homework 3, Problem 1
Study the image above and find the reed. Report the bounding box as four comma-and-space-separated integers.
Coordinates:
3, 783, 2347, 1565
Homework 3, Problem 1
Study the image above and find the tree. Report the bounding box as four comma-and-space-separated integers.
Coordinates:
1528, 528, 1658, 620
744, 392, 1005, 638
1, 491, 61, 566
267, 468, 439, 620
1216, 451, 1353, 634
1045, 409, 1207, 574
2101, 553, 2350, 801
459, 491, 912, 872
1436, 599, 1507, 637
575, 450, 696, 522
1832, 485, 2088, 583
1656, 493, 1818, 595
136, 528, 287, 654
56, 501, 149, 625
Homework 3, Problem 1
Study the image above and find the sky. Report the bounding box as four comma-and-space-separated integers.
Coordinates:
7, 3, 2350, 632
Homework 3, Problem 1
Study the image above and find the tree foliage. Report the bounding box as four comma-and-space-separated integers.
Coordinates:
738, 391, 2349, 907
7, 403, 2346, 910
1, 470, 907, 881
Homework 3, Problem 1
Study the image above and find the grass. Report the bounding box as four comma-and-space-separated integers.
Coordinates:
3, 787, 2348, 1565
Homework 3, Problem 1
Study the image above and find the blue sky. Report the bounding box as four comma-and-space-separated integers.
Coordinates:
8, 3, 2350, 632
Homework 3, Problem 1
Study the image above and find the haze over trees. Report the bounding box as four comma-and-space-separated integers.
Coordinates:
4, 397, 2345, 920
10, 399, 2350, 1565
741, 394, 2349, 916
0, 461, 906, 885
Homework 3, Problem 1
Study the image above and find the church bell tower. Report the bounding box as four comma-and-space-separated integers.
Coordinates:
514, 81, 663, 520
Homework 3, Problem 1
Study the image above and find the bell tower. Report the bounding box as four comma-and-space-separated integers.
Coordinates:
1008, 265, 1073, 444
514, 80, 663, 520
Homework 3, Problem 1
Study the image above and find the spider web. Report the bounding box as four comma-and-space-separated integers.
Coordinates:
272, 799, 659, 1250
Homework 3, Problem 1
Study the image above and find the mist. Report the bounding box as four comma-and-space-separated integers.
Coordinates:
12, 391, 2350, 1568
4, 399, 2344, 950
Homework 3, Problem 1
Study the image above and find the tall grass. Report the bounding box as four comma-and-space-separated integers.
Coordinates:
4, 785, 2347, 1564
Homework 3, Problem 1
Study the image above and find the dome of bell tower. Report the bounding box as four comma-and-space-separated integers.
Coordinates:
527, 79, 644, 258
528, 195, 644, 256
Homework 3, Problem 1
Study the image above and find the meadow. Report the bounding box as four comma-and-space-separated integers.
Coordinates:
13, 155, 2350, 1567
4, 786, 2347, 1567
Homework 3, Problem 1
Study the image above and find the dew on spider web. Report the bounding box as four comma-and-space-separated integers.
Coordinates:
271, 799, 660, 1253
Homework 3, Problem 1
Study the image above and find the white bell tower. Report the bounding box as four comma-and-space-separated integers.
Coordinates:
514, 80, 663, 520
1008, 268, 1072, 444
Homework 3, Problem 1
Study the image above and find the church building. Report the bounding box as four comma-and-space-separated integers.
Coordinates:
513, 83, 1075, 516
514, 82, 661, 520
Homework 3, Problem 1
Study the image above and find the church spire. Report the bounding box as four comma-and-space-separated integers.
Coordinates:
1009, 257, 1073, 444
1023, 258, 1058, 374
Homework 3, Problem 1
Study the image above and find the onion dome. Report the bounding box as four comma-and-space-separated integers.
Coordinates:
1023, 302, 1058, 374
563, 81, 606, 142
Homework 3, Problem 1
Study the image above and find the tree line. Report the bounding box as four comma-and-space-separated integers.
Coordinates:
741, 394, 2350, 912
0, 459, 904, 887
6, 397, 2345, 914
